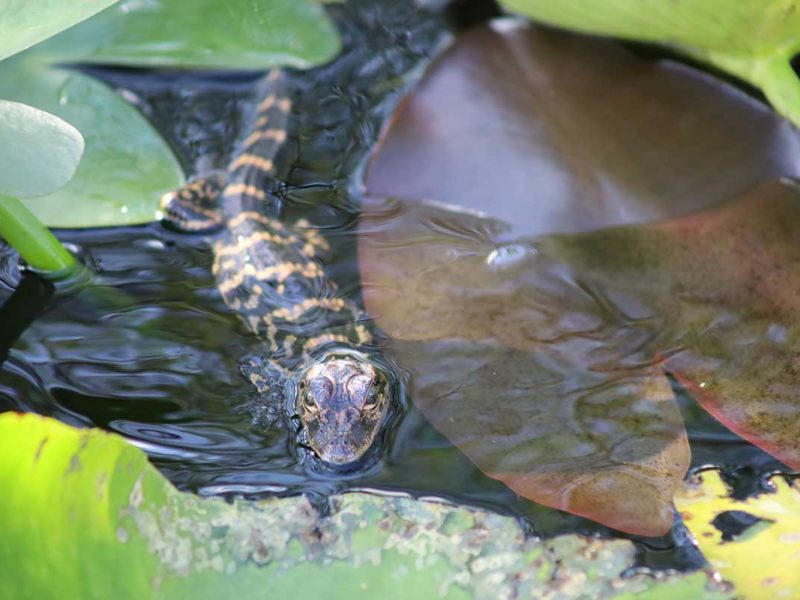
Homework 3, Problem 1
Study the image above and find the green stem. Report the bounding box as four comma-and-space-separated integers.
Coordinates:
0, 193, 75, 274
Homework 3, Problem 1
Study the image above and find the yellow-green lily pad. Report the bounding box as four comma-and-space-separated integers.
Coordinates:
676, 470, 800, 598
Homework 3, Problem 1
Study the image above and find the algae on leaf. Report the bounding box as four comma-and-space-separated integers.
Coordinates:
0, 413, 730, 599
498, 0, 800, 128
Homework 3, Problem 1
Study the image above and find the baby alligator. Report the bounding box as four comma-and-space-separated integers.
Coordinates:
160, 71, 391, 465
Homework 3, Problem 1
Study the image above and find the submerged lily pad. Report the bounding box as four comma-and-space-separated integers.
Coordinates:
0, 100, 83, 198
367, 21, 800, 238
358, 197, 690, 537
545, 180, 800, 473
359, 181, 800, 536
498, 0, 800, 128
361, 22, 800, 535
36, 0, 340, 70
0, 56, 183, 228
0, 0, 118, 62
0, 413, 727, 599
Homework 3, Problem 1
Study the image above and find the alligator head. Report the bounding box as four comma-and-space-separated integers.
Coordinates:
297, 352, 390, 465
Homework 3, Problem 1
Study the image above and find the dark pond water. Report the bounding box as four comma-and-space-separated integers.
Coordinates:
0, 0, 790, 573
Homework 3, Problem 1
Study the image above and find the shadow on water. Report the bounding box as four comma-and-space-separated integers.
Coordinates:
2, 0, 792, 573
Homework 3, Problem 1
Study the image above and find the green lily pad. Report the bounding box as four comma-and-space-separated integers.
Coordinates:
0, 0, 119, 62
498, 0, 800, 128
0, 54, 184, 228
0, 412, 731, 599
0, 100, 83, 198
36, 0, 341, 70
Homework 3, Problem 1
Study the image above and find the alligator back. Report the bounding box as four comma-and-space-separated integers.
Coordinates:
212, 72, 373, 366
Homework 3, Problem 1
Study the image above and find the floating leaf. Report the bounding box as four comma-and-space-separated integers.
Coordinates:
0, 100, 83, 198
497, 0, 800, 128
676, 469, 800, 598
0, 413, 722, 598
0, 55, 184, 227
0, 0, 118, 62
366, 22, 800, 238
36, 0, 341, 70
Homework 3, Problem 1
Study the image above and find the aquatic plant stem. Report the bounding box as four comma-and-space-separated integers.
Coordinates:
0, 193, 75, 273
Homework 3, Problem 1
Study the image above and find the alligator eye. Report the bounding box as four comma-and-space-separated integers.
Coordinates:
303, 393, 319, 413
362, 391, 381, 412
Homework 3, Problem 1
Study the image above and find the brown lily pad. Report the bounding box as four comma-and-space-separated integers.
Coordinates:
367, 21, 800, 238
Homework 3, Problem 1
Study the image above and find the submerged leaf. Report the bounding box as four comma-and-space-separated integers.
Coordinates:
360, 181, 800, 534
0, 0, 118, 62
0, 55, 183, 227
543, 180, 800, 472
36, 0, 340, 70
360, 22, 800, 534
367, 22, 800, 238
0, 100, 83, 198
359, 198, 690, 536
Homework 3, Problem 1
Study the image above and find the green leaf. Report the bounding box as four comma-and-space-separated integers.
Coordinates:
0, 413, 729, 599
37, 0, 341, 70
0, 0, 119, 62
0, 100, 83, 198
0, 0, 341, 228
0, 55, 184, 228
497, 0, 800, 128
